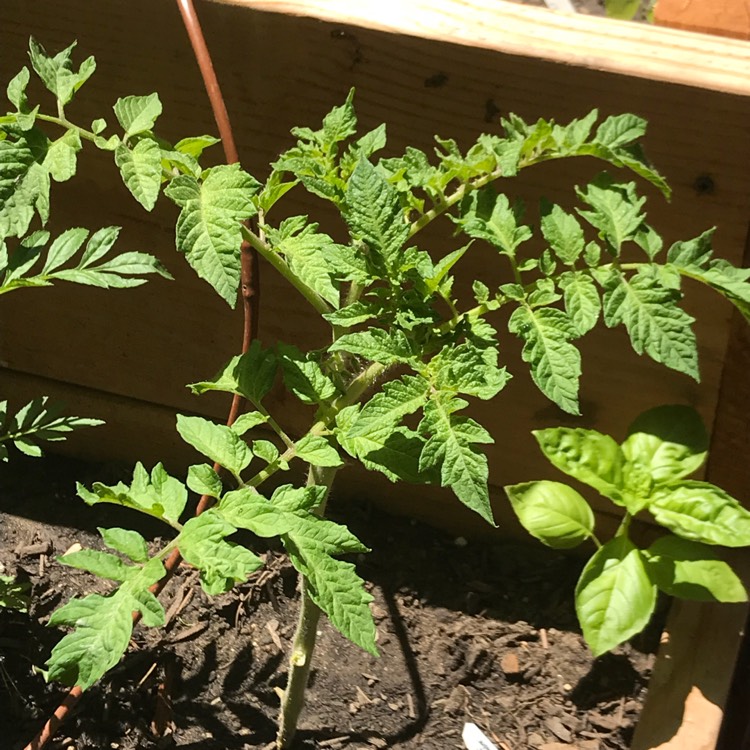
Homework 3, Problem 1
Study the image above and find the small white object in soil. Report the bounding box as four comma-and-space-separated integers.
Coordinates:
462, 722, 498, 750
454, 536, 468, 547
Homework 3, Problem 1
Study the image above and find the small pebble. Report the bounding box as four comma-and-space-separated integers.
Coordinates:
454, 536, 468, 547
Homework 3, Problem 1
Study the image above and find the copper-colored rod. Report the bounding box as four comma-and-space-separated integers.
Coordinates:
24, 2, 259, 747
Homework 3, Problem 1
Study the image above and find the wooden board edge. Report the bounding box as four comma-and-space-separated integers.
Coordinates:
207, 0, 750, 95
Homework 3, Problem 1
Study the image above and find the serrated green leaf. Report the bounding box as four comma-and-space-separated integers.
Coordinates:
59, 549, 131, 582
264, 217, 342, 308
166, 164, 260, 306
176, 414, 252, 479
28, 38, 95, 105
345, 158, 408, 271
429, 342, 509, 401
218, 487, 294, 537
189, 342, 277, 404
187, 463, 224, 499
283, 513, 376, 654
418, 394, 494, 524
576, 176, 646, 254
349, 376, 429, 438
601, 269, 698, 379
0, 575, 30, 612
43, 129, 81, 182
277, 343, 338, 405
645, 535, 747, 602
456, 189, 531, 257
533, 427, 626, 505
595, 114, 647, 147
558, 271, 601, 335
649, 481, 750, 547
179, 510, 263, 594
77, 462, 187, 525
295, 434, 342, 467
46, 557, 165, 689
47, 593, 136, 689
508, 306, 581, 415
40, 227, 87, 273
113, 94, 162, 138
576, 537, 657, 656
271, 484, 327, 513
622, 405, 708, 483
540, 202, 585, 265
506, 480, 594, 549
115, 138, 161, 211
230, 411, 268, 435
7, 67, 30, 111
98, 527, 149, 564
323, 300, 379, 328
329, 328, 413, 365
336, 406, 427, 484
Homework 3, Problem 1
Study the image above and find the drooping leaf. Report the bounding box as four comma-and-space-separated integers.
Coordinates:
283, 515, 377, 655
645, 535, 747, 602
508, 306, 582, 415
418, 393, 495, 524
575, 536, 657, 656
506, 480, 594, 549
77, 462, 187, 525
166, 164, 260, 306
600, 268, 698, 380
176, 415, 252, 480
115, 138, 161, 211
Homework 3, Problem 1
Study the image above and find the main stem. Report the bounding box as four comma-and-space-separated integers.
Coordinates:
276, 464, 339, 749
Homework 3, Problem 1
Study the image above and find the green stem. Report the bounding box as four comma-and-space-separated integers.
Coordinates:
276, 464, 338, 749
36, 112, 98, 144
241, 226, 332, 316
407, 167, 504, 239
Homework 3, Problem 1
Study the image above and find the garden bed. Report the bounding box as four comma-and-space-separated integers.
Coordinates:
0, 455, 659, 750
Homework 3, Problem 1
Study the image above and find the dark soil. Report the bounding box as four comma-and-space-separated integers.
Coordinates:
0, 455, 660, 750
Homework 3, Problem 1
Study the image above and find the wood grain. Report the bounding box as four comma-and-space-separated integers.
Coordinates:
214, 0, 750, 95
0, 0, 748, 525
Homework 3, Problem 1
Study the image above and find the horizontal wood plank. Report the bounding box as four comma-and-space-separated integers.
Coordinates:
216, 0, 750, 94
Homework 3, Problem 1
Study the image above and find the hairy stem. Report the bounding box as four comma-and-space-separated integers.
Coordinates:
241, 225, 332, 316
276, 464, 338, 749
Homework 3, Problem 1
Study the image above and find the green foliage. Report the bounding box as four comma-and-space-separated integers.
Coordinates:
8, 41, 748, 746
507, 405, 750, 655
0, 397, 102, 461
